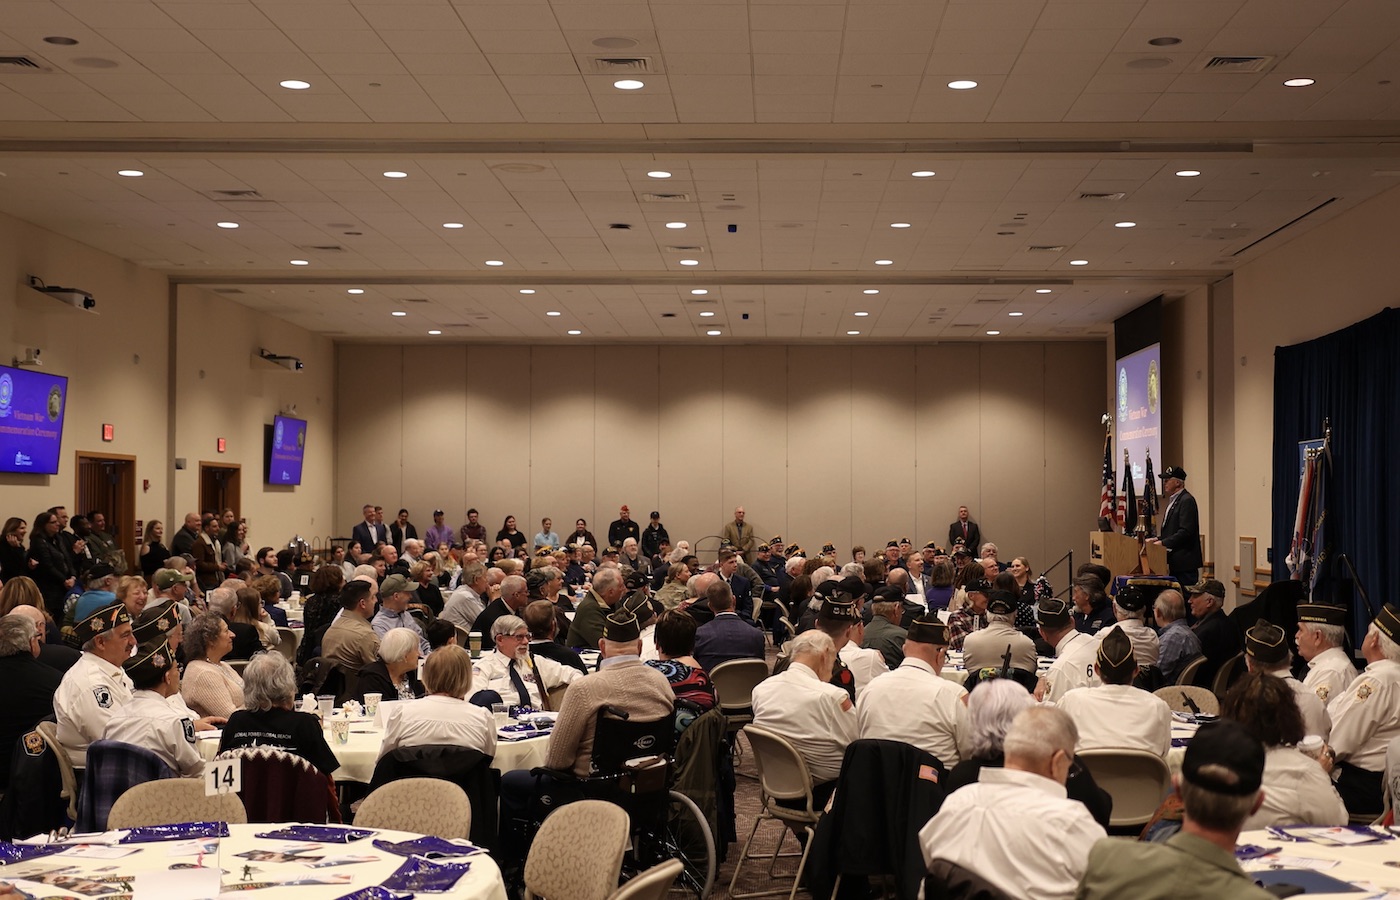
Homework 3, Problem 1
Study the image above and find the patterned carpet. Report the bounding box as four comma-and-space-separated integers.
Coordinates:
715, 729, 810, 899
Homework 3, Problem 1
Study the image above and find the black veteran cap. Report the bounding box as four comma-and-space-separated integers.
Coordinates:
1159, 465, 1188, 481
603, 608, 641, 642
1183, 721, 1264, 796
621, 592, 657, 628
1095, 628, 1136, 678
1115, 585, 1148, 613
770, 535, 784, 545
76, 600, 131, 645
536, 546, 554, 558
1189, 579, 1226, 599
1244, 619, 1289, 665
907, 616, 949, 646
821, 542, 837, 555
819, 597, 859, 623
1036, 595, 1073, 629
124, 639, 176, 689
953, 545, 972, 557
965, 578, 992, 595
785, 544, 804, 558
1297, 599, 1348, 628
133, 601, 180, 646
885, 540, 899, 549
986, 590, 1017, 615
1375, 602, 1400, 643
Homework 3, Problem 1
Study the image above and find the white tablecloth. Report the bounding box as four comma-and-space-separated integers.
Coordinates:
2, 824, 506, 900
1236, 827, 1400, 898
941, 653, 1052, 686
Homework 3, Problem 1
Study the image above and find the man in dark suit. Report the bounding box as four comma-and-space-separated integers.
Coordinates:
716, 548, 754, 622
607, 506, 640, 550
388, 508, 417, 553
694, 580, 765, 673
1150, 466, 1202, 587
948, 506, 981, 552
351, 504, 385, 552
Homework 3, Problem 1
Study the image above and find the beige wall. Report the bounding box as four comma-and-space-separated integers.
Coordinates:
337, 341, 1105, 581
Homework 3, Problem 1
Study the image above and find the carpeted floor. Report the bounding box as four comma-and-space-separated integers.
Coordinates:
715, 729, 810, 899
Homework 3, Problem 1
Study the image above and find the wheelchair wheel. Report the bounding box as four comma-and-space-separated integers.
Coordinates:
628, 789, 714, 899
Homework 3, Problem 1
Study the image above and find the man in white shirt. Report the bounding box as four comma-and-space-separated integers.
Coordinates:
1243, 619, 1330, 740
55, 600, 137, 766
1097, 584, 1160, 667
473, 614, 580, 710
1296, 600, 1358, 707
838, 617, 889, 698
440, 562, 488, 631
856, 617, 968, 767
102, 640, 203, 776
751, 629, 856, 805
1035, 596, 1100, 702
1325, 603, 1400, 817
1057, 628, 1171, 758
919, 706, 1106, 900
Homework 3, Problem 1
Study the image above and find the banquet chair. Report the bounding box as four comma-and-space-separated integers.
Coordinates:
1075, 749, 1173, 828
367, 746, 497, 847
731, 725, 821, 900
1152, 685, 1220, 716
1174, 655, 1208, 687
355, 778, 473, 840
1211, 652, 1247, 700
709, 659, 769, 738
76, 741, 177, 833
274, 627, 298, 662
108, 779, 248, 829
215, 746, 340, 823
524, 799, 630, 900
35, 721, 80, 823
607, 859, 683, 900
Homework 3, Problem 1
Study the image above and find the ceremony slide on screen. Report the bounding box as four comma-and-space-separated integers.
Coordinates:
1115, 343, 1162, 492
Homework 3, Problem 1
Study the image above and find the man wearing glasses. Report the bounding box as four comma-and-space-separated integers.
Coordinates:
473, 615, 581, 709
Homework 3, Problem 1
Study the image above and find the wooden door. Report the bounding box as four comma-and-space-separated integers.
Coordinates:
199, 463, 242, 521
74, 452, 137, 573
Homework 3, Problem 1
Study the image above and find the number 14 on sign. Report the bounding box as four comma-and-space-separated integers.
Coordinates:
205, 758, 241, 796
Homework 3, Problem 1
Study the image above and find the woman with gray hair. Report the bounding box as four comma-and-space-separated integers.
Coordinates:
180, 613, 245, 719
944, 679, 1112, 828
217, 653, 339, 776
355, 627, 422, 703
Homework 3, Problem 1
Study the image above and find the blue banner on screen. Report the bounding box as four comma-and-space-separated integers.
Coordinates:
0, 364, 69, 475
1115, 343, 1162, 494
268, 415, 307, 486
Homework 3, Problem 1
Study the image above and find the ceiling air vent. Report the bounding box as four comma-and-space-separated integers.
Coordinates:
214, 189, 262, 198
666, 245, 703, 252
589, 57, 653, 74
1027, 245, 1066, 252
1079, 192, 1126, 201
299, 245, 344, 252
211, 288, 245, 295
975, 297, 1011, 304
640, 192, 692, 202
398, 298, 430, 304
0, 56, 51, 71
1197, 55, 1275, 74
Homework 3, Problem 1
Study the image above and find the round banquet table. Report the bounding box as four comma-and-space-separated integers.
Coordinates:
198, 713, 551, 783
1235, 827, 1400, 898
941, 652, 1052, 686
1, 823, 506, 900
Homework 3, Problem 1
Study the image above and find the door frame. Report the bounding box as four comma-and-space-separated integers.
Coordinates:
73, 451, 138, 572
198, 461, 242, 521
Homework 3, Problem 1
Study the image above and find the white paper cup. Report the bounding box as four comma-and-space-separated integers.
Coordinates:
363, 692, 382, 718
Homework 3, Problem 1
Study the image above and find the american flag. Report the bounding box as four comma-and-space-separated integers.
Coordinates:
1099, 430, 1116, 526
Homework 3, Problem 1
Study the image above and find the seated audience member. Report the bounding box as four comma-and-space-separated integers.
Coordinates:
357, 627, 424, 703
926, 559, 955, 612
102, 640, 202, 776
440, 562, 488, 631
627, 592, 660, 661
55, 599, 136, 766
861, 591, 907, 669
474, 615, 581, 709
646, 609, 717, 712
1099, 585, 1160, 667
115, 575, 150, 619
230, 586, 277, 656
180, 613, 246, 720
426, 618, 458, 652
1188, 579, 1243, 685
565, 567, 626, 649
1153, 589, 1201, 683
370, 573, 430, 656
251, 574, 289, 628
1057, 628, 1171, 757
946, 576, 990, 651
752, 629, 856, 805
1222, 672, 1346, 829
1324, 603, 1400, 816
856, 617, 967, 767
301, 565, 344, 637
525, 566, 572, 645
693, 580, 765, 673
410, 559, 445, 617
523, 599, 586, 673
837, 613, 889, 698
379, 645, 496, 758
0, 614, 61, 789
218, 653, 339, 777
1071, 574, 1112, 635
321, 581, 381, 675
920, 707, 1106, 900
1296, 598, 1358, 707
1035, 596, 1100, 702
961, 588, 1037, 675
776, 588, 863, 699
1242, 619, 1330, 740
1075, 722, 1274, 900
469, 572, 528, 644
654, 561, 691, 611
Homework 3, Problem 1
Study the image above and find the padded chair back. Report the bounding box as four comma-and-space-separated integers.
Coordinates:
76, 741, 177, 833
1075, 749, 1173, 827
367, 745, 498, 848
216, 746, 340, 824
547, 682, 569, 710
108, 779, 248, 829
743, 724, 818, 821
226, 659, 251, 676
1211, 652, 1247, 700
709, 659, 770, 718
34, 721, 79, 822
590, 708, 675, 776
355, 778, 472, 839
524, 799, 630, 900
298, 656, 344, 698
1175, 655, 1208, 687
274, 627, 298, 662
1153, 685, 1220, 715
607, 859, 683, 900
455, 626, 472, 648
924, 860, 1015, 900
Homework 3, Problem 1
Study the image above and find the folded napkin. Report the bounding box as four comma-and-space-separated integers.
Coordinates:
255, 825, 375, 844
372, 836, 484, 859
0, 842, 65, 864
119, 822, 230, 843
381, 855, 473, 893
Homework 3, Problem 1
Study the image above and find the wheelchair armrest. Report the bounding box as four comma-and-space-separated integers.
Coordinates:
529, 766, 579, 781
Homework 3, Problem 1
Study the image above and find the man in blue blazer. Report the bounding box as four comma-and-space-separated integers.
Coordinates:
1150, 466, 1202, 587
694, 580, 766, 674
717, 548, 754, 622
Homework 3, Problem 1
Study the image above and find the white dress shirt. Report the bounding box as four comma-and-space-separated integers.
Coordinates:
640, 624, 658, 662
1281, 673, 1331, 740
380, 694, 498, 758
919, 767, 1106, 900
1304, 646, 1358, 707
1057, 683, 1171, 758
751, 660, 857, 784
856, 657, 968, 767
101, 689, 203, 777
1042, 631, 1101, 703
55, 652, 134, 767
838, 641, 890, 698
1096, 620, 1160, 667
1327, 659, 1400, 771
472, 648, 580, 709
1243, 746, 1347, 830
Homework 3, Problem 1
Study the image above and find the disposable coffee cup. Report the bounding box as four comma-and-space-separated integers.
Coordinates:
468, 632, 483, 657
331, 718, 350, 745
317, 695, 333, 722
363, 692, 382, 718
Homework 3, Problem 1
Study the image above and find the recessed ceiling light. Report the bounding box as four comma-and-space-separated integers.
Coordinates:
43, 36, 79, 45
1176, 170, 1201, 177
854, 311, 869, 317
986, 330, 1001, 335
863, 289, 880, 295
280, 79, 311, 90
1008, 312, 1024, 317
875, 259, 894, 266
216, 221, 239, 229
391, 311, 407, 317
443, 222, 463, 229
519, 289, 536, 294
1283, 78, 1315, 87
547, 311, 562, 317
679, 259, 699, 266
567, 329, 582, 335
691, 289, 708, 295
1147, 36, 1181, 46
700, 311, 715, 317
1115, 221, 1137, 228
847, 330, 861, 335
383, 171, 408, 178
427, 330, 442, 335
347, 289, 364, 295
614, 79, 645, 90
706, 330, 722, 336
117, 169, 143, 177
1035, 288, 1052, 294
947, 80, 978, 90
647, 170, 671, 179
1069, 259, 1089, 266
484, 260, 504, 266
665, 222, 687, 230
890, 222, 911, 228
290, 259, 309, 266
911, 170, 935, 177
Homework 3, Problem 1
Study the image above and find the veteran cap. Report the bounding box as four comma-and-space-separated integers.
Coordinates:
85, 563, 116, 582
133, 601, 181, 646
1244, 619, 1289, 665
1375, 602, 1400, 643
819, 597, 859, 623
1182, 721, 1265, 796
603, 608, 641, 642
1115, 585, 1148, 613
153, 568, 194, 590
1297, 600, 1348, 628
379, 573, 418, 596
1095, 627, 1136, 678
1189, 579, 1226, 600
123, 639, 176, 688
906, 616, 949, 646
986, 590, 1017, 615
621, 592, 658, 628
1159, 465, 1188, 481
75, 599, 132, 645
1036, 595, 1073, 629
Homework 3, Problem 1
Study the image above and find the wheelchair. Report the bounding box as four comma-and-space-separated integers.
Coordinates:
525, 704, 717, 899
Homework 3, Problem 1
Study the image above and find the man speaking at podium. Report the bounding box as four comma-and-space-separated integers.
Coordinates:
1148, 466, 1201, 588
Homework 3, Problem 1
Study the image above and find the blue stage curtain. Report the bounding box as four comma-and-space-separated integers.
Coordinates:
1272, 307, 1400, 640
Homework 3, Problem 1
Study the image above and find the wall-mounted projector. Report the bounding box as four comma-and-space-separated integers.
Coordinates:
258, 348, 304, 372
27, 276, 96, 310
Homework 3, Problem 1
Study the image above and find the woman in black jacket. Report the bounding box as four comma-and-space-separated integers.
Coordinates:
0, 517, 32, 584
27, 511, 74, 619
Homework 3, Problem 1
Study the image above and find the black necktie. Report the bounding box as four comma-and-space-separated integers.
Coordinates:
506, 662, 531, 707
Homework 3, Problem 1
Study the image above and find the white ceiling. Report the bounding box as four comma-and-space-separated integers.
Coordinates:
1, 0, 1399, 341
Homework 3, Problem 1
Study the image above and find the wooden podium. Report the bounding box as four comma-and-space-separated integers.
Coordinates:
1089, 532, 1167, 580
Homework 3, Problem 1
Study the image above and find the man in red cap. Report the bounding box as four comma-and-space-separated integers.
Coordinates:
607, 505, 639, 549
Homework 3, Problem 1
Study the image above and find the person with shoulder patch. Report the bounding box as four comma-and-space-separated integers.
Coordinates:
1323, 602, 1400, 817
1295, 599, 1357, 707
1035, 595, 1100, 703
101, 640, 203, 776
54, 597, 136, 766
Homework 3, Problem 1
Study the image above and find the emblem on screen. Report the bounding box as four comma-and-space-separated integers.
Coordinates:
274, 418, 285, 447
0, 373, 12, 416
47, 386, 62, 421
1117, 368, 1128, 423
1147, 360, 1159, 415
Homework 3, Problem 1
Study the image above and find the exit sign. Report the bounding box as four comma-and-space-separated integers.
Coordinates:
101, 423, 114, 442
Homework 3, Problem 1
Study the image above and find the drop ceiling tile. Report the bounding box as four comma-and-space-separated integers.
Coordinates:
750, 31, 842, 55
311, 52, 407, 75
1063, 91, 1157, 120
664, 52, 751, 74
192, 28, 302, 53
98, 27, 207, 52
402, 53, 496, 75
289, 31, 392, 54
31, 91, 141, 120
125, 51, 236, 74
748, 4, 846, 29
471, 30, 571, 54
354, 4, 468, 31
377, 30, 484, 55
932, 28, 1030, 55
649, 6, 749, 30
55, 1, 180, 30
753, 54, 840, 75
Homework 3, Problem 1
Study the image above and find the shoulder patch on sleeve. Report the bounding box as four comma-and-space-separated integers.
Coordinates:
93, 685, 113, 709
1356, 681, 1374, 702
182, 718, 196, 744
1315, 684, 1330, 703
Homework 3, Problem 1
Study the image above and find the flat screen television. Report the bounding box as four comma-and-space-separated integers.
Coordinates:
0, 364, 69, 475
266, 414, 307, 486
